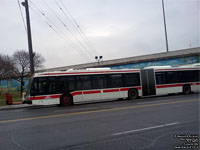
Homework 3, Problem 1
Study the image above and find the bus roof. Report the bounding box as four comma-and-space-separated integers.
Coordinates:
177, 63, 200, 68
34, 66, 200, 77
34, 68, 140, 77
144, 66, 172, 69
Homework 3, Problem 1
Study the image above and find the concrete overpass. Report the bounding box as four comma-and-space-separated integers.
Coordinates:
39, 47, 200, 72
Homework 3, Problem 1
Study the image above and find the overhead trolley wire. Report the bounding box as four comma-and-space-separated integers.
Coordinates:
56, 0, 99, 56
58, 0, 99, 56
40, 0, 94, 59
29, 0, 92, 62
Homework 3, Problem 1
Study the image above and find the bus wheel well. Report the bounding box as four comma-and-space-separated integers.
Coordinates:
128, 88, 138, 100
183, 84, 191, 94
60, 94, 73, 106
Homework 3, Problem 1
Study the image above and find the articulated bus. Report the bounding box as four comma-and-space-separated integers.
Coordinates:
24, 66, 200, 105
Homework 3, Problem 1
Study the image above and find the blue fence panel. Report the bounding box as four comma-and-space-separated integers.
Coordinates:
110, 56, 199, 69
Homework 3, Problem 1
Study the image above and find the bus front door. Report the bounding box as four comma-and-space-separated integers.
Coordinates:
140, 69, 156, 96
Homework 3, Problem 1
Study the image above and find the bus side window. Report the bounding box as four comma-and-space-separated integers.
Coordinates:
156, 72, 166, 85
166, 72, 178, 84
92, 75, 107, 89
58, 76, 75, 93
124, 73, 140, 86
108, 74, 122, 88
180, 71, 194, 83
58, 76, 67, 93
37, 78, 46, 95
48, 77, 56, 94
30, 78, 38, 96
77, 76, 91, 90
67, 76, 75, 91
76, 76, 82, 90
36, 77, 56, 95
82, 76, 91, 90
194, 70, 200, 82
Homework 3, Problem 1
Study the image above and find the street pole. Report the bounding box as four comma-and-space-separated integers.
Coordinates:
22, 0, 35, 75
162, 0, 169, 52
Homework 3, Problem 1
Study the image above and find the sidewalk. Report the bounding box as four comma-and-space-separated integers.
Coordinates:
0, 104, 35, 111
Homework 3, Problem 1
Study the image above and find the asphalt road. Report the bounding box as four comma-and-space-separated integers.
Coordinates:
0, 93, 199, 150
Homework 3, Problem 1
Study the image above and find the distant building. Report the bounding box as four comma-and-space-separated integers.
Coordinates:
40, 47, 200, 72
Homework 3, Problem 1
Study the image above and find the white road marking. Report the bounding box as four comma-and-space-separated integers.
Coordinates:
112, 122, 179, 136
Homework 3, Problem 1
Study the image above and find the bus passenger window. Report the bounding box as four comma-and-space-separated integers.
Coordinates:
48, 77, 56, 94
77, 76, 91, 90
67, 77, 75, 91
58, 77, 67, 93
34, 77, 56, 95
82, 76, 91, 90
108, 74, 122, 88
92, 75, 107, 89
193, 71, 200, 82
30, 78, 38, 96
166, 72, 178, 84
124, 73, 140, 86
38, 78, 47, 95
156, 72, 166, 85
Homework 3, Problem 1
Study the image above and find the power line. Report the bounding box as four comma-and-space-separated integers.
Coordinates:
29, 1, 92, 62
31, 0, 93, 61
40, 0, 94, 59
59, 0, 98, 56
56, 0, 99, 56
17, 0, 27, 31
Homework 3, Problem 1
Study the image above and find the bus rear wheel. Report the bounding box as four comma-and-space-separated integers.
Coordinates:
128, 89, 138, 100
183, 85, 191, 94
60, 94, 73, 106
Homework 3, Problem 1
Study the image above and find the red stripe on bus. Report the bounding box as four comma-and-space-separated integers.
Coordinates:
103, 89, 119, 93
29, 96, 45, 100
83, 90, 101, 94
29, 94, 61, 100
71, 91, 82, 96
120, 88, 130, 91
50, 95, 61, 98
156, 82, 200, 88
120, 87, 142, 91
157, 84, 184, 88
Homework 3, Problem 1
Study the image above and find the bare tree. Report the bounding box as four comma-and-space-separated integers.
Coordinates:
0, 54, 15, 94
33, 52, 45, 69
0, 54, 15, 80
13, 50, 45, 96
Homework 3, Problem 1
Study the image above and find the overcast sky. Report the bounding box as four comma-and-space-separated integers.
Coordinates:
0, 0, 199, 69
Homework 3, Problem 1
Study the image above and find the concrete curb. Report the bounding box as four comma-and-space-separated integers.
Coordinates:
0, 104, 59, 111
0, 104, 37, 111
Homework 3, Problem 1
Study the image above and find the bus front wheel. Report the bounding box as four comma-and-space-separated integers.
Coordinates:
183, 85, 191, 94
60, 94, 73, 106
128, 89, 138, 100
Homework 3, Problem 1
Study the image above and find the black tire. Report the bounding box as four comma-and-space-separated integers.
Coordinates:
128, 88, 138, 100
183, 85, 191, 94
60, 94, 73, 106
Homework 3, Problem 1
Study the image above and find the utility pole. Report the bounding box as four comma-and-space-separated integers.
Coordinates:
162, 0, 169, 52
21, 0, 35, 75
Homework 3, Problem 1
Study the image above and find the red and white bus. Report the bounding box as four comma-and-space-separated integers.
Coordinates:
24, 66, 200, 105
